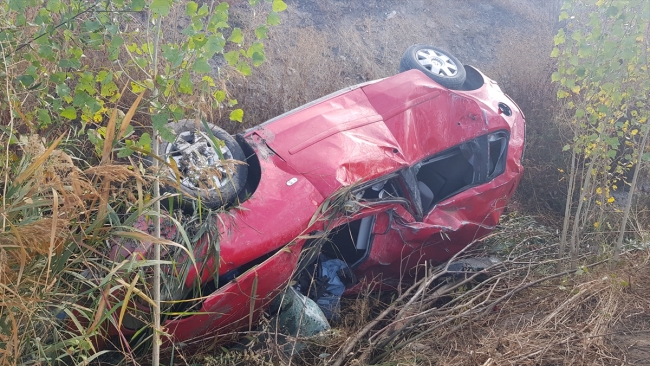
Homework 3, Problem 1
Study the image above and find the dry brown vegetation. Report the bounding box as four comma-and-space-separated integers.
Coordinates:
5, 0, 650, 365
0, 134, 148, 364
192, 215, 650, 366
371, 252, 650, 366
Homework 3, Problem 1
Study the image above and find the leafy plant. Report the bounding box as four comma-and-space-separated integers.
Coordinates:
0, 0, 288, 363
552, 0, 650, 266
1, 0, 286, 146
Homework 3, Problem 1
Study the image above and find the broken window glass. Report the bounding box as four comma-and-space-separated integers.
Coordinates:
415, 131, 509, 212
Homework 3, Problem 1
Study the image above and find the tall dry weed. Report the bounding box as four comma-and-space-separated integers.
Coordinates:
0, 123, 155, 364
382, 254, 650, 366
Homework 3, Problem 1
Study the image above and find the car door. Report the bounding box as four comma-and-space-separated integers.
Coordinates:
396, 131, 515, 267
338, 171, 448, 290
354, 131, 514, 286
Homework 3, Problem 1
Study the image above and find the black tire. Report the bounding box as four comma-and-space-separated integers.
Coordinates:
399, 45, 466, 90
156, 120, 247, 209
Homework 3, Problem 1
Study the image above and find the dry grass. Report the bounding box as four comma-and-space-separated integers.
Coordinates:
0, 134, 148, 354
179, 210, 649, 366
381, 251, 650, 366
218, 26, 347, 132
492, 28, 567, 218
204, 227, 650, 366
0, 91, 157, 364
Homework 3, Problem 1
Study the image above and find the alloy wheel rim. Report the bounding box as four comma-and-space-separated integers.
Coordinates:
415, 49, 459, 77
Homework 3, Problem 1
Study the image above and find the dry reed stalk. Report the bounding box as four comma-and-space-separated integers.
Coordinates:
0, 131, 149, 364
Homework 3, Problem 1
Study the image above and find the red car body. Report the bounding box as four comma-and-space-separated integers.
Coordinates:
108, 67, 524, 349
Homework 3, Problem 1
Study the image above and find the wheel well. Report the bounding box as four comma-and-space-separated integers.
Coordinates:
235, 134, 261, 201
459, 65, 485, 91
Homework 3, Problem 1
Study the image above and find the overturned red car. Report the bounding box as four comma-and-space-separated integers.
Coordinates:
106, 45, 525, 350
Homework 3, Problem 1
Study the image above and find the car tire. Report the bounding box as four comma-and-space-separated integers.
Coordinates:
156, 120, 247, 209
399, 45, 466, 90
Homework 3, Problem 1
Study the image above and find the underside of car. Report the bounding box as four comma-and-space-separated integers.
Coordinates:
79, 44, 525, 355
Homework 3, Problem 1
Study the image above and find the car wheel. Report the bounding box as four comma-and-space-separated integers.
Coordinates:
157, 120, 248, 209
399, 45, 466, 90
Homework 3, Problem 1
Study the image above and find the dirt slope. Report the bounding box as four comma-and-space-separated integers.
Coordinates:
221, 0, 561, 134
288, 0, 555, 67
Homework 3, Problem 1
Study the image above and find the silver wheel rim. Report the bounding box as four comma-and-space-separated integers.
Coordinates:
415, 49, 458, 77
165, 130, 233, 190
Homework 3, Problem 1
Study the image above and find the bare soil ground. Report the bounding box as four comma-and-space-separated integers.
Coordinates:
220, 0, 560, 130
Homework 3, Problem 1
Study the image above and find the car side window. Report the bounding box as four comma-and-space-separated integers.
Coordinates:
415, 131, 509, 212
